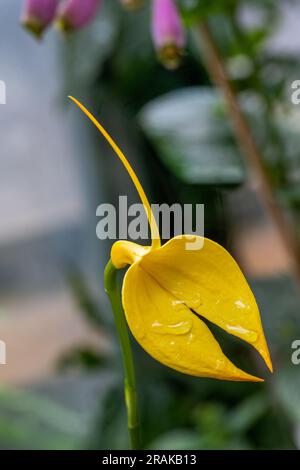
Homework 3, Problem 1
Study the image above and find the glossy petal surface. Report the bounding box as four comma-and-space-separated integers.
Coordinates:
141, 235, 272, 372
122, 261, 263, 381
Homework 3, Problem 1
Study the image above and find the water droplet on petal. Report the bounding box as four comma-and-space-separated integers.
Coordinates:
188, 296, 203, 310
226, 324, 258, 343
235, 300, 248, 310
151, 320, 192, 336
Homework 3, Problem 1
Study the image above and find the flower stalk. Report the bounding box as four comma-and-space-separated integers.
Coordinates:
104, 260, 140, 450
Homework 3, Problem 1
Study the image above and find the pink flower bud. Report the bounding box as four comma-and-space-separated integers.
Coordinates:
120, 0, 144, 11
56, 0, 101, 33
21, 0, 58, 38
151, 0, 186, 69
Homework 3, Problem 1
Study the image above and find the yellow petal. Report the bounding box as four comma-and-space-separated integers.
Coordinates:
122, 261, 263, 381
141, 235, 272, 372
111, 240, 151, 269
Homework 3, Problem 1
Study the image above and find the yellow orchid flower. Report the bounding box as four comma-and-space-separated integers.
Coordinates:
69, 96, 272, 383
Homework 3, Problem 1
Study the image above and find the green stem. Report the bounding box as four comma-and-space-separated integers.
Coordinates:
104, 260, 140, 450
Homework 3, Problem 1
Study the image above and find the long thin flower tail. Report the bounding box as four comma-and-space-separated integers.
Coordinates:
68, 96, 161, 249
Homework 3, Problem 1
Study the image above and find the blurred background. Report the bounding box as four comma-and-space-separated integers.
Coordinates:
1, 0, 300, 449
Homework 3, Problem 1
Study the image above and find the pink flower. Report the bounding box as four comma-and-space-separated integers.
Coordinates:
56, 0, 101, 33
151, 0, 186, 69
21, 0, 58, 38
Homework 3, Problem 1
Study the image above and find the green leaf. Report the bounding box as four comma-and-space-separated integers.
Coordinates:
139, 87, 245, 186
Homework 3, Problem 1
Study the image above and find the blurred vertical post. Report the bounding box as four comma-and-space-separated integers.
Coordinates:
194, 21, 300, 289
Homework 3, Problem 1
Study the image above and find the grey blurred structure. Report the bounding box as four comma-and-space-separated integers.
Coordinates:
0, 0, 105, 385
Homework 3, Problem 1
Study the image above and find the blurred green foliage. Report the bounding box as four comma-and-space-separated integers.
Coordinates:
139, 87, 245, 186
0, 387, 86, 450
